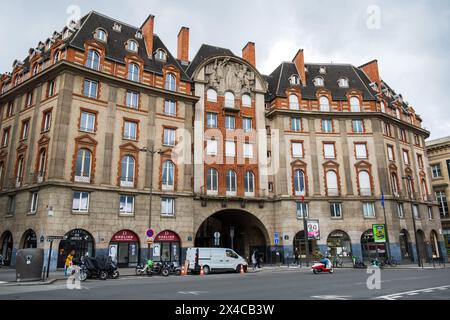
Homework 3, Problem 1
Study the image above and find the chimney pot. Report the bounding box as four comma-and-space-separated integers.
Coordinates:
292, 49, 306, 86
141, 14, 155, 59
242, 42, 256, 67
177, 27, 190, 63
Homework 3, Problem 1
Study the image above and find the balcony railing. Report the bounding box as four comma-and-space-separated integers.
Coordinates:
222, 101, 239, 112
120, 179, 134, 188
30, 171, 45, 184
75, 174, 91, 183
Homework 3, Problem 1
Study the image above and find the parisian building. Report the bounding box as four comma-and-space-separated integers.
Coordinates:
0, 11, 447, 270
426, 136, 450, 256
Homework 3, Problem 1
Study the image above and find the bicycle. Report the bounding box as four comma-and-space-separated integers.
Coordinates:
332, 256, 343, 268
381, 257, 398, 267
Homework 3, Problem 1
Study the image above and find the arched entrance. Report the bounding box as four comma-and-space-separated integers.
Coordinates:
399, 229, 413, 262
57, 229, 95, 268
195, 210, 269, 262
416, 230, 427, 261
0, 231, 13, 266
361, 229, 386, 260
109, 230, 140, 268
21, 229, 37, 248
153, 230, 181, 264
327, 230, 352, 257
430, 230, 441, 260
293, 230, 316, 258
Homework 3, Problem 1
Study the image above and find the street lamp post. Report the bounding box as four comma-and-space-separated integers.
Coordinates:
381, 192, 391, 261
402, 176, 422, 267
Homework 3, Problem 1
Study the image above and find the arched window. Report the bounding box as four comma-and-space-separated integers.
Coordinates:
290, 75, 300, 85
127, 40, 138, 52
225, 92, 235, 108
242, 94, 251, 107
206, 88, 217, 102
289, 94, 299, 110
207, 168, 218, 192
53, 51, 61, 64
121, 155, 135, 185
294, 170, 305, 196
226, 170, 237, 194
338, 78, 349, 88
16, 157, 24, 179
326, 170, 338, 196
165, 73, 176, 91
358, 170, 371, 196
380, 101, 386, 113
421, 179, 428, 200
350, 97, 361, 112
162, 160, 175, 188
244, 171, 255, 195
86, 50, 100, 70
405, 176, 414, 197
75, 148, 91, 182
127, 63, 140, 82
95, 29, 107, 42
391, 173, 399, 195
155, 49, 167, 61
319, 96, 330, 111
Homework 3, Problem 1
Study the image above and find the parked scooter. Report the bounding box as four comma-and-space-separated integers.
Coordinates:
79, 256, 119, 281
135, 259, 180, 277
311, 258, 334, 274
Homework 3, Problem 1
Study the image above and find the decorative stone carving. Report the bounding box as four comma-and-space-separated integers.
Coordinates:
205, 58, 255, 94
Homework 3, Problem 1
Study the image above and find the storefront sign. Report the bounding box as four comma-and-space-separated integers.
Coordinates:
373, 224, 386, 243
65, 229, 91, 241
112, 230, 139, 242
307, 220, 320, 240
155, 230, 180, 242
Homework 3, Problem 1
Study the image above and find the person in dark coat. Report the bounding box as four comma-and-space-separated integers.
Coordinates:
294, 247, 300, 265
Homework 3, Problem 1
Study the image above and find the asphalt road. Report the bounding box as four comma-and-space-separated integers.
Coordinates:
1, 268, 450, 300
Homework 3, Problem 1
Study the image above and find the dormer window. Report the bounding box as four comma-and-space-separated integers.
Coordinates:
314, 77, 324, 87
155, 49, 167, 61
63, 29, 71, 40
289, 75, 301, 85
319, 66, 326, 74
32, 65, 39, 76
95, 29, 107, 42
53, 51, 61, 64
135, 31, 143, 39
113, 23, 122, 33
338, 78, 349, 88
127, 40, 138, 53
380, 101, 386, 113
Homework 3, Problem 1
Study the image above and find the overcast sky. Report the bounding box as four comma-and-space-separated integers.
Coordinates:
1, 0, 449, 139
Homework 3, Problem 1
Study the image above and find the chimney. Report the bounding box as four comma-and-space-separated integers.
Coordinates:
359, 60, 381, 84
292, 49, 306, 86
177, 27, 190, 63
242, 42, 256, 67
141, 14, 155, 59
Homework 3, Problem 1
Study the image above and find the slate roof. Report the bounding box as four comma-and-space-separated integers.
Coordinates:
185, 44, 236, 77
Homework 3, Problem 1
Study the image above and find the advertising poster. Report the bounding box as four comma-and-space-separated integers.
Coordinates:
373, 224, 386, 243
307, 220, 320, 240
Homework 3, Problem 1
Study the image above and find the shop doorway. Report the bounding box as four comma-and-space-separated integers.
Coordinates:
416, 229, 427, 262
109, 230, 140, 268
399, 229, 413, 262
293, 230, 316, 259
361, 229, 386, 261
0, 231, 13, 266
430, 230, 441, 260
21, 229, 37, 249
153, 230, 181, 265
57, 229, 95, 268
327, 230, 352, 257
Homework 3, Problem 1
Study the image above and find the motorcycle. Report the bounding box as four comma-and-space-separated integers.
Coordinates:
311, 259, 334, 274
79, 256, 118, 281
136, 260, 180, 277
165, 262, 182, 276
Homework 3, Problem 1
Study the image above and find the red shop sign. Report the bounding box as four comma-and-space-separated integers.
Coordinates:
111, 230, 139, 242
155, 230, 180, 242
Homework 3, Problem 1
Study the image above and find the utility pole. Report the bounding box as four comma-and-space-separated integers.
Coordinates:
381, 191, 391, 260
402, 176, 422, 267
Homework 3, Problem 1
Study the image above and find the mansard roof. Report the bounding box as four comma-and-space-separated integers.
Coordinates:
185, 44, 236, 77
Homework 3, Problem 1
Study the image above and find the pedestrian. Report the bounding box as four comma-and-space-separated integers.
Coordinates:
294, 247, 299, 265
65, 250, 75, 276
194, 248, 200, 274
251, 250, 258, 271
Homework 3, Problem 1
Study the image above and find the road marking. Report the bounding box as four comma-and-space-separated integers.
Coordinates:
178, 291, 209, 296
376, 285, 450, 300
311, 295, 352, 300
0, 281, 7, 285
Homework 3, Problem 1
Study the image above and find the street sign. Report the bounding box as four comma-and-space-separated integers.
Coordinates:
274, 232, 280, 245
147, 236, 154, 244
46, 236, 64, 241
146, 229, 155, 238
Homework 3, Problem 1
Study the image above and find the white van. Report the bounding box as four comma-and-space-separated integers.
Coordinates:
185, 247, 248, 274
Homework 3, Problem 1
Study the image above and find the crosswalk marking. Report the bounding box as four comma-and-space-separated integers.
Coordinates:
376, 285, 450, 300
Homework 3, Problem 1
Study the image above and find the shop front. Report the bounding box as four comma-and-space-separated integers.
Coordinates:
361, 229, 386, 260
327, 230, 352, 257
109, 230, 140, 268
57, 229, 95, 268
0, 231, 13, 266
153, 230, 181, 265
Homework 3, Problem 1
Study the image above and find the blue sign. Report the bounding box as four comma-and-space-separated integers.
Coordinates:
146, 229, 154, 238
274, 232, 279, 245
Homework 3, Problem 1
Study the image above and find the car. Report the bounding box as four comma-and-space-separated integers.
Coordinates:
185, 247, 248, 275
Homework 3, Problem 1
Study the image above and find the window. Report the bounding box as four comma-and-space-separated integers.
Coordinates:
244, 171, 255, 195
414, 134, 421, 146
338, 78, 349, 88
225, 115, 235, 130
6, 102, 14, 117
225, 141, 236, 157
119, 195, 134, 215
324, 143, 335, 159
428, 207, 433, 220
86, 50, 100, 70
322, 119, 333, 133
163, 128, 176, 146
380, 101, 386, 113
206, 140, 218, 156
417, 154, 424, 169
326, 170, 338, 196
225, 92, 235, 108
400, 129, 407, 142
363, 202, 375, 217
405, 176, 414, 197
42, 110, 52, 131
387, 145, 395, 161
8, 195, 16, 215
161, 198, 175, 216
395, 108, 401, 120
21, 120, 30, 140
127, 63, 140, 82
403, 150, 410, 165
358, 171, 372, 196
164, 100, 176, 116
155, 49, 167, 61
436, 191, 448, 217
206, 88, 217, 102
291, 118, 302, 131
1, 128, 9, 147
290, 75, 300, 85
243, 143, 253, 158
25, 91, 33, 107
413, 205, 420, 219
30, 192, 38, 213
75, 148, 91, 182
32, 64, 39, 76
330, 203, 342, 218
206, 113, 217, 128
83, 80, 98, 99
319, 96, 330, 111
296, 202, 308, 218
72, 191, 89, 212
124, 121, 138, 140
0, 162, 4, 185
383, 122, 392, 136
314, 77, 324, 87
165, 73, 176, 91
355, 143, 367, 159
431, 164, 441, 178
95, 29, 107, 42
397, 203, 404, 218
207, 168, 218, 192
243, 118, 252, 132
121, 155, 135, 186
37, 150, 46, 177
16, 157, 24, 182
53, 51, 61, 64
162, 161, 175, 188
293, 170, 305, 196
80, 112, 95, 132
292, 142, 303, 158
226, 170, 237, 194
391, 173, 399, 195
127, 40, 138, 52
350, 97, 361, 112
126, 91, 139, 109
242, 94, 251, 107
352, 120, 364, 133
47, 80, 55, 97
289, 94, 299, 110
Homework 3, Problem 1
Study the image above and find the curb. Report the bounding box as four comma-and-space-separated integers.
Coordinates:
1, 278, 58, 287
